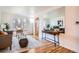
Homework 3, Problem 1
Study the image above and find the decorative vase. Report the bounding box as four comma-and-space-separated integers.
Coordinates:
19, 38, 28, 48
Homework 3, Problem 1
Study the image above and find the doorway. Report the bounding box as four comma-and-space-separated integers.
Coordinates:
35, 17, 39, 39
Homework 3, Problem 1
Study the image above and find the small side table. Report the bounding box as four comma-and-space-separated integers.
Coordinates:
42, 30, 60, 47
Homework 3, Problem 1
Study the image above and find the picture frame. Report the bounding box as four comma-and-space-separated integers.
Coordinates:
57, 20, 63, 27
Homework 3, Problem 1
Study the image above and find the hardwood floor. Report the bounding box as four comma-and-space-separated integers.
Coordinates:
32, 40, 75, 53
31, 36, 75, 53
13, 40, 75, 53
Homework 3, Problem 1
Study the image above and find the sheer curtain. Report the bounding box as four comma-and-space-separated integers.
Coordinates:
12, 17, 33, 34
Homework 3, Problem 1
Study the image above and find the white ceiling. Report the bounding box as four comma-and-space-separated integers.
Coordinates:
0, 6, 63, 17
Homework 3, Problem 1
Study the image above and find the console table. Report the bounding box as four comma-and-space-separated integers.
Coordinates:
42, 30, 60, 47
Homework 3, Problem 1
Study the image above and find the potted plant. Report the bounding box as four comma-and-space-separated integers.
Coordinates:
3, 23, 10, 31
53, 25, 59, 31
53, 26, 59, 28
46, 24, 50, 30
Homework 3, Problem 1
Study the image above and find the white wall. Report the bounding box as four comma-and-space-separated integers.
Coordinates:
45, 7, 65, 28
59, 7, 79, 52
0, 11, 1, 30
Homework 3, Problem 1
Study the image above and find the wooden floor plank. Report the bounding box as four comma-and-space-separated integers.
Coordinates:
28, 40, 76, 53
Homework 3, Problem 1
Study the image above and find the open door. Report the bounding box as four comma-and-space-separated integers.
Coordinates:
35, 17, 39, 39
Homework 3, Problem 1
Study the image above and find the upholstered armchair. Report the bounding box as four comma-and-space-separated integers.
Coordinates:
0, 34, 12, 50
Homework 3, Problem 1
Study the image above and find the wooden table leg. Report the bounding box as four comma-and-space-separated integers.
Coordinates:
42, 32, 43, 39
45, 33, 46, 40
54, 35, 56, 47
57, 35, 60, 45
